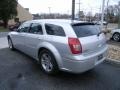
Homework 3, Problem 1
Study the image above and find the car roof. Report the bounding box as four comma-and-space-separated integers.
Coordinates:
26, 19, 89, 25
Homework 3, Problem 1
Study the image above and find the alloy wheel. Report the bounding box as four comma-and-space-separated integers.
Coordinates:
113, 33, 120, 41
41, 53, 53, 72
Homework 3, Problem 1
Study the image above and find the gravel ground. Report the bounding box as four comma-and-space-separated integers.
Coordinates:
107, 45, 120, 61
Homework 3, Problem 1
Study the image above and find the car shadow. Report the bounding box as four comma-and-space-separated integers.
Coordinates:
10, 48, 101, 80
0, 47, 99, 78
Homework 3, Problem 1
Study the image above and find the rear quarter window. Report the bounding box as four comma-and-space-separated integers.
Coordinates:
72, 24, 100, 37
45, 24, 66, 36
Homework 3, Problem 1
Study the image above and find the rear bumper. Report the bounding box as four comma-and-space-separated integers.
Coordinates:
60, 46, 108, 73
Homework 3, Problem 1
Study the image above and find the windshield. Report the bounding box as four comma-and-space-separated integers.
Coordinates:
72, 24, 100, 38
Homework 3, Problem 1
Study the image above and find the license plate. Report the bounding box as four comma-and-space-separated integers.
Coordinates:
98, 54, 103, 61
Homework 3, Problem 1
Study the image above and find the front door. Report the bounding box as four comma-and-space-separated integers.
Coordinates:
14, 22, 31, 52
24, 23, 44, 58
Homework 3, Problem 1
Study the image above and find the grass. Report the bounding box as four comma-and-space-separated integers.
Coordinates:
0, 27, 9, 32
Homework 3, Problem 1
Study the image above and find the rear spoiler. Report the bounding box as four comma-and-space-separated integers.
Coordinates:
71, 22, 95, 26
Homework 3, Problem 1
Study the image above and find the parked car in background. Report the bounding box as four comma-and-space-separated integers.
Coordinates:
8, 22, 23, 31
111, 29, 120, 42
7, 19, 108, 75
93, 21, 108, 25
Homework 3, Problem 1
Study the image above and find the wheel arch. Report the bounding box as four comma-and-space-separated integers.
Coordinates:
37, 42, 63, 68
113, 32, 120, 35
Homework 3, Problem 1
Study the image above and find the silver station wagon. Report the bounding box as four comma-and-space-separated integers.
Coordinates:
8, 19, 108, 75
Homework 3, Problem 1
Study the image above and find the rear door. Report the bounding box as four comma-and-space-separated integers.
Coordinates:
45, 24, 67, 56
72, 23, 106, 55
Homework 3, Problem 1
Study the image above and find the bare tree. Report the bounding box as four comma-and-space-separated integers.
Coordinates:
104, 1, 120, 23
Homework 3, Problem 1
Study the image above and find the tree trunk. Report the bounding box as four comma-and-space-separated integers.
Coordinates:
3, 19, 8, 28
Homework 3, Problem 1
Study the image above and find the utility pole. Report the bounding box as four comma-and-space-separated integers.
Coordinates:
72, 0, 75, 20
90, 7, 93, 22
48, 7, 51, 14
97, 7, 101, 21
118, 3, 120, 29
106, 0, 109, 21
78, 0, 81, 20
101, 0, 105, 30
76, 0, 81, 20
106, 0, 110, 28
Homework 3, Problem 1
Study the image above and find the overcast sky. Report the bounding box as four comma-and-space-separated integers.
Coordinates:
18, 0, 119, 15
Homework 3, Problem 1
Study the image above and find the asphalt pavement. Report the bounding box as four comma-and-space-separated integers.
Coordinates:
0, 37, 8, 48
107, 40, 120, 47
0, 37, 120, 90
0, 32, 8, 38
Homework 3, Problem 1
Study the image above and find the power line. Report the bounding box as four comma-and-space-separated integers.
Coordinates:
48, 7, 51, 14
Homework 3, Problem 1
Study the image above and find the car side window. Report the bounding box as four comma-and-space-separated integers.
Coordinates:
45, 24, 65, 36
30, 23, 43, 34
17, 22, 31, 33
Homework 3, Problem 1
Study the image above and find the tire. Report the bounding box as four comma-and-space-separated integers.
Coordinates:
38, 49, 59, 75
112, 33, 120, 42
8, 37, 15, 50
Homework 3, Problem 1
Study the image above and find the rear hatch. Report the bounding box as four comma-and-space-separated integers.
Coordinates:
72, 23, 106, 55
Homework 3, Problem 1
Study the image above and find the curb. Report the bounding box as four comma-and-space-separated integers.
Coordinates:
106, 58, 120, 66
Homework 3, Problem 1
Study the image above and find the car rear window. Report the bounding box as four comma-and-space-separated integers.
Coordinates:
72, 24, 100, 38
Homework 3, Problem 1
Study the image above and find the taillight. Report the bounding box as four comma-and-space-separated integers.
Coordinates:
68, 38, 82, 54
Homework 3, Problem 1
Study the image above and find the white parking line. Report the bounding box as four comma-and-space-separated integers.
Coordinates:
0, 37, 8, 49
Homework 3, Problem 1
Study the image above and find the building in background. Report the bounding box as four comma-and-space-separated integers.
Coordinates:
8, 4, 33, 25
32, 13, 71, 20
